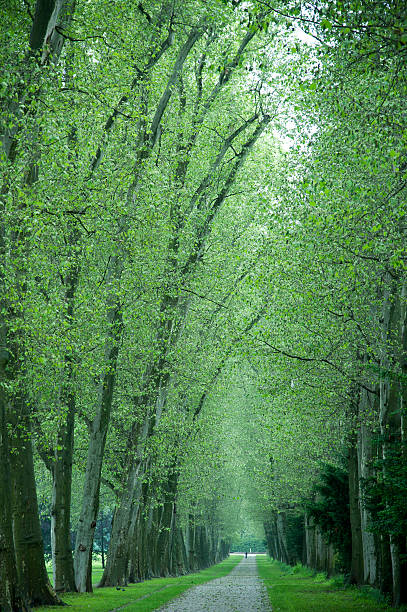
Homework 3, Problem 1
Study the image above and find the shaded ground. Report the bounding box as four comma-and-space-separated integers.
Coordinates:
155, 555, 271, 612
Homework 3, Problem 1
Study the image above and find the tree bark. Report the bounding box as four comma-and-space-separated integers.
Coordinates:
348, 441, 364, 584
74, 20, 204, 589
51, 395, 76, 593
0, 387, 29, 611
9, 397, 62, 606
379, 271, 402, 606
51, 240, 79, 593
357, 422, 378, 585
98, 445, 147, 587
74, 269, 124, 592
1, 1, 74, 605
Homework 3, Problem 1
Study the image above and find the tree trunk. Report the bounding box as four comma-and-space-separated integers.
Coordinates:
51, 247, 78, 593
377, 534, 392, 595
348, 441, 364, 584
72, 24, 201, 586
174, 527, 188, 575
74, 278, 123, 592
379, 272, 402, 606
153, 473, 178, 576
305, 514, 316, 570
98, 453, 146, 586
132, 484, 154, 582
357, 423, 378, 585
183, 524, 191, 572
0, 391, 29, 612
51, 393, 76, 593
276, 513, 290, 565
9, 397, 62, 606
1, 2, 74, 605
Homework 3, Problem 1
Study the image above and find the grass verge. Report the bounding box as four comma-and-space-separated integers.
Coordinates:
256, 556, 407, 612
38, 555, 243, 612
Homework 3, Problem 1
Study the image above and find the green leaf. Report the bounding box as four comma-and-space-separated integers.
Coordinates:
321, 18, 332, 30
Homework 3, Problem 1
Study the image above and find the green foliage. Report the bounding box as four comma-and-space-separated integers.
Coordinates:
305, 463, 351, 572
2, 0, 407, 603
285, 513, 305, 564
230, 533, 266, 553
362, 438, 407, 539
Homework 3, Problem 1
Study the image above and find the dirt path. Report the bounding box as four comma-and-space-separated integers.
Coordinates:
155, 555, 271, 612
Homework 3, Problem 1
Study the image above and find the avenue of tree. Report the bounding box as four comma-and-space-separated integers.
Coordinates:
1, 0, 407, 610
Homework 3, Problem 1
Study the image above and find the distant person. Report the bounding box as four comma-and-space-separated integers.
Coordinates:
245, 551, 248, 558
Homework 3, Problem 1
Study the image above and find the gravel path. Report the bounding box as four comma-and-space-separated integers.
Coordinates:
155, 555, 271, 612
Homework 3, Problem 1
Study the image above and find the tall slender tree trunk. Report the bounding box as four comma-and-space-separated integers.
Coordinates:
379, 271, 402, 606
51, 249, 79, 592
348, 440, 364, 584
357, 422, 378, 585
51, 393, 76, 592
74, 275, 124, 592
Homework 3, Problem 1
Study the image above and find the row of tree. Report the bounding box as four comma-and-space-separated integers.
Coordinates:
235, 1, 407, 607
1, 0, 283, 608
1, 0, 407, 610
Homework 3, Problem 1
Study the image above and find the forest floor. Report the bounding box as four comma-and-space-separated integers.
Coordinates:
257, 556, 407, 611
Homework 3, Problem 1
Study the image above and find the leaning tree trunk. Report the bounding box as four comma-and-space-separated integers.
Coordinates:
74, 23, 203, 591
74, 274, 123, 592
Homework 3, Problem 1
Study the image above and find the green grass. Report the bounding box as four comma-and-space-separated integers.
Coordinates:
38, 555, 243, 612
256, 556, 407, 612
46, 560, 104, 587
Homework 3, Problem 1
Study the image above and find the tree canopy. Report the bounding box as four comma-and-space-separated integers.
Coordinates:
1, 0, 407, 609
